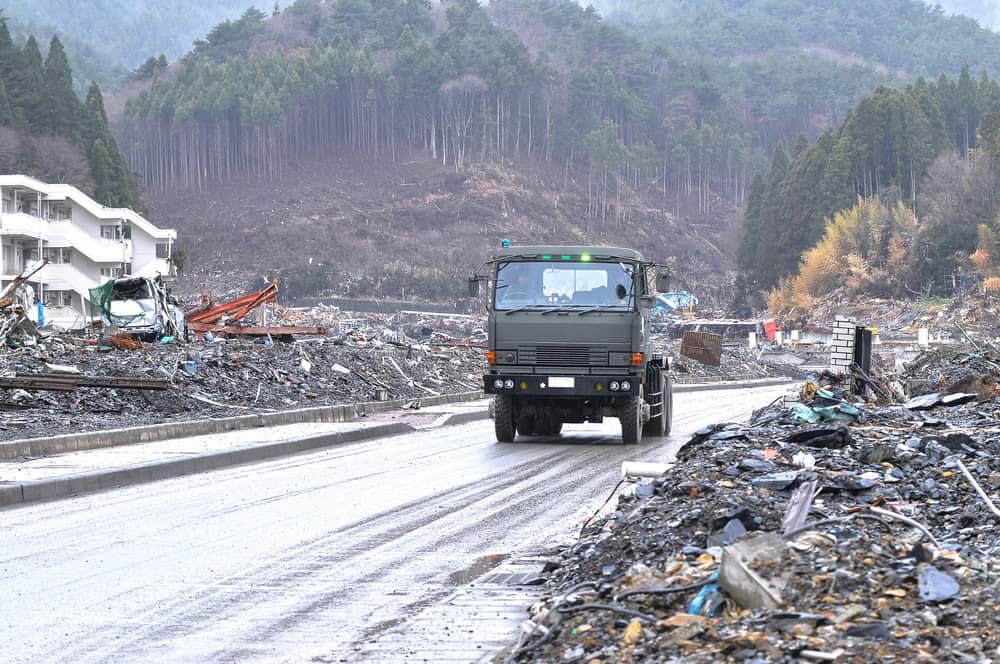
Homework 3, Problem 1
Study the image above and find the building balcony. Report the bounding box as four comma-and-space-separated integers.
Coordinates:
0, 212, 46, 240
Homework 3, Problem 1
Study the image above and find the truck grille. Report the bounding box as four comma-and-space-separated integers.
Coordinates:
520, 345, 606, 367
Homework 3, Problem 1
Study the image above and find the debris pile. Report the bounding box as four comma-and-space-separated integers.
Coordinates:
0, 332, 483, 441
509, 387, 1000, 662
663, 338, 801, 382
904, 346, 1000, 396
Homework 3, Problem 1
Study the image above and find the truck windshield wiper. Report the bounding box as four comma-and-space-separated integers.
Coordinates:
504, 305, 547, 315
541, 306, 582, 315
578, 306, 628, 316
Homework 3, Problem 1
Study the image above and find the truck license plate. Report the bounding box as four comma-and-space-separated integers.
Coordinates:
549, 377, 575, 388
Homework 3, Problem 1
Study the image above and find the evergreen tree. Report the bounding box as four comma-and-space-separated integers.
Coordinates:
738, 173, 766, 278
88, 138, 114, 204
0, 20, 17, 100
81, 81, 108, 147
0, 79, 13, 126
750, 144, 790, 289
42, 36, 79, 139
12, 35, 44, 131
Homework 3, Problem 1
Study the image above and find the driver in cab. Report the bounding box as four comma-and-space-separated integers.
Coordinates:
500, 268, 543, 306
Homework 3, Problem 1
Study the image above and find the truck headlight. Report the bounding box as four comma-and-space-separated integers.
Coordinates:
609, 381, 620, 392
493, 379, 505, 389
621, 380, 631, 391
504, 379, 515, 389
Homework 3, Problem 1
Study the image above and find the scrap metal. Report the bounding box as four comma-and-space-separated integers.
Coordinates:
679, 330, 723, 366
186, 282, 325, 337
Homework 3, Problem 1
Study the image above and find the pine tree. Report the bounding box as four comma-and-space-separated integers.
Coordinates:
0, 20, 17, 102
0, 79, 13, 126
12, 35, 44, 131
751, 144, 790, 289
43, 36, 80, 139
82, 81, 109, 147
89, 138, 114, 204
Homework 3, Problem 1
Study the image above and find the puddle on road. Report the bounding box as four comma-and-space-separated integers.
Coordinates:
445, 552, 509, 586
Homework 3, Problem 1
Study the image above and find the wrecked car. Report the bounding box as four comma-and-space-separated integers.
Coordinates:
101, 276, 186, 341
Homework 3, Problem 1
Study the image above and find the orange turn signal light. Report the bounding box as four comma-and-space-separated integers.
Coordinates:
485, 350, 497, 365
631, 352, 643, 367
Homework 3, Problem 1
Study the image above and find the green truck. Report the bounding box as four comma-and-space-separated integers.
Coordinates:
469, 244, 673, 444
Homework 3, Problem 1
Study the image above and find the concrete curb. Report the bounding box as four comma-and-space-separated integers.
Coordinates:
0, 421, 421, 508
673, 378, 794, 393
0, 390, 484, 461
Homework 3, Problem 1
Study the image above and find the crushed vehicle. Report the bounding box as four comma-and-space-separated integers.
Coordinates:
91, 276, 186, 341
470, 244, 673, 444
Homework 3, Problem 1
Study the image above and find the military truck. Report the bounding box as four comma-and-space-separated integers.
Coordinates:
469, 244, 672, 444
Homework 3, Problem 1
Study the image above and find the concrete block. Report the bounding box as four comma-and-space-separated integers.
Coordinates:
0, 483, 23, 507
719, 532, 790, 611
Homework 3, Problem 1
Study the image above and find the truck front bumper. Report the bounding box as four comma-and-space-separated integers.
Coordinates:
483, 373, 639, 397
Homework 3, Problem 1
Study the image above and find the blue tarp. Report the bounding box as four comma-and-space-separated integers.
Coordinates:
656, 292, 698, 311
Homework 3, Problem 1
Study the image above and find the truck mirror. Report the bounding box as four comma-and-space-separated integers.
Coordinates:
468, 277, 480, 297
655, 270, 671, 293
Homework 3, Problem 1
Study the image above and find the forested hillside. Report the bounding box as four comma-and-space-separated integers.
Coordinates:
744, 70, 1000, 309
934, 0, 1000, 30
119, 0, 754, 221
107, 0, 1000, 301
0, 21, 137, 208
589, 0, 1000, 74
0, 1, 258, 81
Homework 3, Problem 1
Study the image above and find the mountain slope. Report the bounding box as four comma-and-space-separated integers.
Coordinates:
0, 1, 260, 80
585, 0, 1000, 75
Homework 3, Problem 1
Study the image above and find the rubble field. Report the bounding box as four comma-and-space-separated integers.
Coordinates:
0, 333, 484, 442
666, 339, 803, 382
509, 359, 1000, 663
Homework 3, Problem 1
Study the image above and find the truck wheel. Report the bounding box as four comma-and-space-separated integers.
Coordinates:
538, 417, 562, 436
665, 377, 673, 435
643, 369, 670, 438
516, 415, 536, 437
620, 397, 643, 445
495, 395, 516, 443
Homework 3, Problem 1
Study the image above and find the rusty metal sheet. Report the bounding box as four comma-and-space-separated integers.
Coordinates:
188, 324, 326, 337
680, 331, 723, 366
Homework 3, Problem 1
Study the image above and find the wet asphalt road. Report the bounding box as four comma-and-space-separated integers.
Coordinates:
0, 384, 788, 663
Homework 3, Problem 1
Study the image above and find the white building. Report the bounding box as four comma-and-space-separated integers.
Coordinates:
0, 174, 176, 329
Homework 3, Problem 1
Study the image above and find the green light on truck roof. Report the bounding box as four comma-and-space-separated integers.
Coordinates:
561, 255, 572, 261
580, 253, 592, 262
541, 254, 552, 260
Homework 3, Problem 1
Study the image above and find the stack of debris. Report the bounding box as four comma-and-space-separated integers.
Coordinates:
0, 332, 484, 441
0, 259, 47, 348
904, 346, 1000, 397
509, 386, 1000, 662
661, 337, 802, 382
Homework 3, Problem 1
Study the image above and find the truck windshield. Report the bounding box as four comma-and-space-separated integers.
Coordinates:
494, 260, 636, 311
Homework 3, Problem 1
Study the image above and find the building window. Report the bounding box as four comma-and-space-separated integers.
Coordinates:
44, 290, 73, 307
24, 248, 39, 263
155, 243, 170, 259
49, 205, 71, 221
100, 266, 123, 278
42, 248, 73, 264
100, 225, 122, 241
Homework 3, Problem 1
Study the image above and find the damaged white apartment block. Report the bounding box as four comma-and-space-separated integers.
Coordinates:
830, 315, 857, 374
0, 175, 176, 330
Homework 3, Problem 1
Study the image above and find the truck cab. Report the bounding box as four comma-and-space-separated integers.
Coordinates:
470, 245, 672, 444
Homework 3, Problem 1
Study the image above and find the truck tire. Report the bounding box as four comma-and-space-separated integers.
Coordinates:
643, 388, 667, 437
643, 367, 667, 438
495, 395, 516, 443
538, 417, 562, 437
620, 397, 643, 445
664, 376, 673, 435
